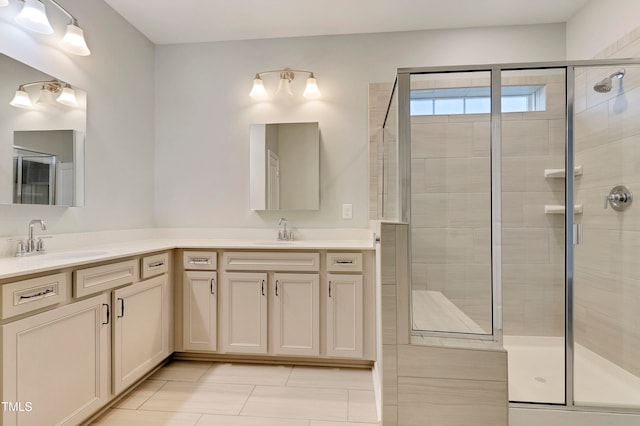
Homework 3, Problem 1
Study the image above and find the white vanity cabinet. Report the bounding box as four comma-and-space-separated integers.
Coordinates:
221, 272, 268, 354
1, 292, 111, 426
273, 273, 320, 356
112, 273, 170, 394
325, 253, 366, 359
182, 251, 218, 352
221, 251, 321, 356
326, 273, 363, 358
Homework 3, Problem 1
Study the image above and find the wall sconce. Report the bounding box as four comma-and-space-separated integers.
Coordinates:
250, 69, 321, 100
2, 0, 90, 56
10, 79, 78, 108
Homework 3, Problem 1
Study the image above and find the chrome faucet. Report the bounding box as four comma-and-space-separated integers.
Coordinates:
14, 219, 48, 256
277, 218, 293, 241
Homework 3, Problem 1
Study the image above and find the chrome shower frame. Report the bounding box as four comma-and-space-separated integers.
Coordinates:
391, 58, 640, 415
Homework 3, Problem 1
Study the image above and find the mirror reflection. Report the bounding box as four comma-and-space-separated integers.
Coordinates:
0, 53, 86, 207
250, 122, 320, 211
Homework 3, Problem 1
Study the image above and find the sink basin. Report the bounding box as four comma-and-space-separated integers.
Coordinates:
42, 250, 109, 260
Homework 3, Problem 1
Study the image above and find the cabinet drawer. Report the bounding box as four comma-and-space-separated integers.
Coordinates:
74, 259, 138, 298
184, 251, 217, 270
326, 252, 363, 272
222, 251, 320, 271
141, 252, 169, 279
1, 273, 67, 319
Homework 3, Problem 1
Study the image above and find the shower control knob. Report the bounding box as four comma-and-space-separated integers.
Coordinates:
604, 185, 632, 211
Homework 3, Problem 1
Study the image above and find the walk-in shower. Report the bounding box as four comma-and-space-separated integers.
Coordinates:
380, 60, 640, 419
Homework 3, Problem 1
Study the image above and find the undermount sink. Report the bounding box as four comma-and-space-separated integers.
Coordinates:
42, 250, 109, 260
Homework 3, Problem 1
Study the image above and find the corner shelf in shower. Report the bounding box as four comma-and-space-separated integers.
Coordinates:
544, 204, 583, 214
544, 165, 583, 178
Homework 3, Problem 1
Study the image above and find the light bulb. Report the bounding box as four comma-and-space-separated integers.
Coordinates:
10, 88, 34, 109
56, 84, 78, 107
303, 76, 321, 99
15, 0, 53, 35
61, 23, 91, 56
250, 77, 268, 100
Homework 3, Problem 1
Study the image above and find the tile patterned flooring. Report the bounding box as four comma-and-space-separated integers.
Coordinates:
92, 360, 380, 426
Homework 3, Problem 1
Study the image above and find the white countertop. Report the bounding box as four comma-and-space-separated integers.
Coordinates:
0, 235, 376, 280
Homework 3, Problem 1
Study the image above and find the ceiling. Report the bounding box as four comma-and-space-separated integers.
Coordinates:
104, 0, 592, 45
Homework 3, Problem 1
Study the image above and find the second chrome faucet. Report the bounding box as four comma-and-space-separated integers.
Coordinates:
277, 218, 293, 241
14, 219, 48, 256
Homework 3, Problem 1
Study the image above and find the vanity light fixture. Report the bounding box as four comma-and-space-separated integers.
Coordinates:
250, 69, 321, 100
12, 0, 90, 56
9, 79, 77, 109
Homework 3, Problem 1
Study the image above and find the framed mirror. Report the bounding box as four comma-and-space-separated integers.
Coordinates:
250, 122, 319, 211
0, 53, 86, 207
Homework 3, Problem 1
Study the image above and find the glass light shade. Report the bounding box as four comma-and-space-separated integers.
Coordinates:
56, 85, 78, 107
275, 78, 294, 96
36, 86, 55, 105
15, 0, 54, 35
0, 0, 9, 7
249, 78, 268, 100
10, 89, 34, 109
61, 23, 91, 56
303, 77, 321, 99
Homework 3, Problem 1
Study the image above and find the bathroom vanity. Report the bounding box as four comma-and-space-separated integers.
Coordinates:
0, 236, 375, 426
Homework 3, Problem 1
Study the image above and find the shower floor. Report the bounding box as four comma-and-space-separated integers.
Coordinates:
503, 335, 640, 408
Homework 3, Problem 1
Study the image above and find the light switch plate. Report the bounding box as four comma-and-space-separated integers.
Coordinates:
342, 203, 353, 219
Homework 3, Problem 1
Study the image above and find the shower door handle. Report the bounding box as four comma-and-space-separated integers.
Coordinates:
573, 224, 583, 245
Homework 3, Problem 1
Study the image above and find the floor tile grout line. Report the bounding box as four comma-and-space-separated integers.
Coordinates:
285, 363, 296, 386
133, 380, 170, 410
196, 360, 217, 382
237, 384, 257, 416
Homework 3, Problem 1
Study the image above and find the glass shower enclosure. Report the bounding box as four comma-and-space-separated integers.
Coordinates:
383, 59, 640, 413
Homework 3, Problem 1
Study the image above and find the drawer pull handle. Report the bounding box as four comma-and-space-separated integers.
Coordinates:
210, 278, 216, 295
261, 280, 265, 296
19, 287, 54, 300
329, 281, 332, 298
335, 260, 354, 265
189, 258, 211, 265
275, 280, 279, 296
117, 298, 125, 318
102, 303, 110, 325
148, 261, 165, 268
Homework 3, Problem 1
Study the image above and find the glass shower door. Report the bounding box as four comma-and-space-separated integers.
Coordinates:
572, 64, 640, 409
501, 68, 567, 404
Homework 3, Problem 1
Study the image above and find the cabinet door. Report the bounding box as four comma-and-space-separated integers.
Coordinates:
183, 271, 217, 351
222, 272, 267, 354
326, 274, 363, 358
1, 293, 110, 426
113, 274, 169, 394
273, 273, 319, 356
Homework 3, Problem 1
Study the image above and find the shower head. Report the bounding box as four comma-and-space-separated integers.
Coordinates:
593, 69, 625, 93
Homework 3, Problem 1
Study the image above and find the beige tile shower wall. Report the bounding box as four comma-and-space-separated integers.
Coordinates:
369, 75, 567, 337
369, 83, 396, 221
410, 108, 493, 332
502, 73, 566, 337
573, 29, 640, 377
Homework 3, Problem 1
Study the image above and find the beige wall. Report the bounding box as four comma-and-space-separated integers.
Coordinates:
573, 29, 640, 377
